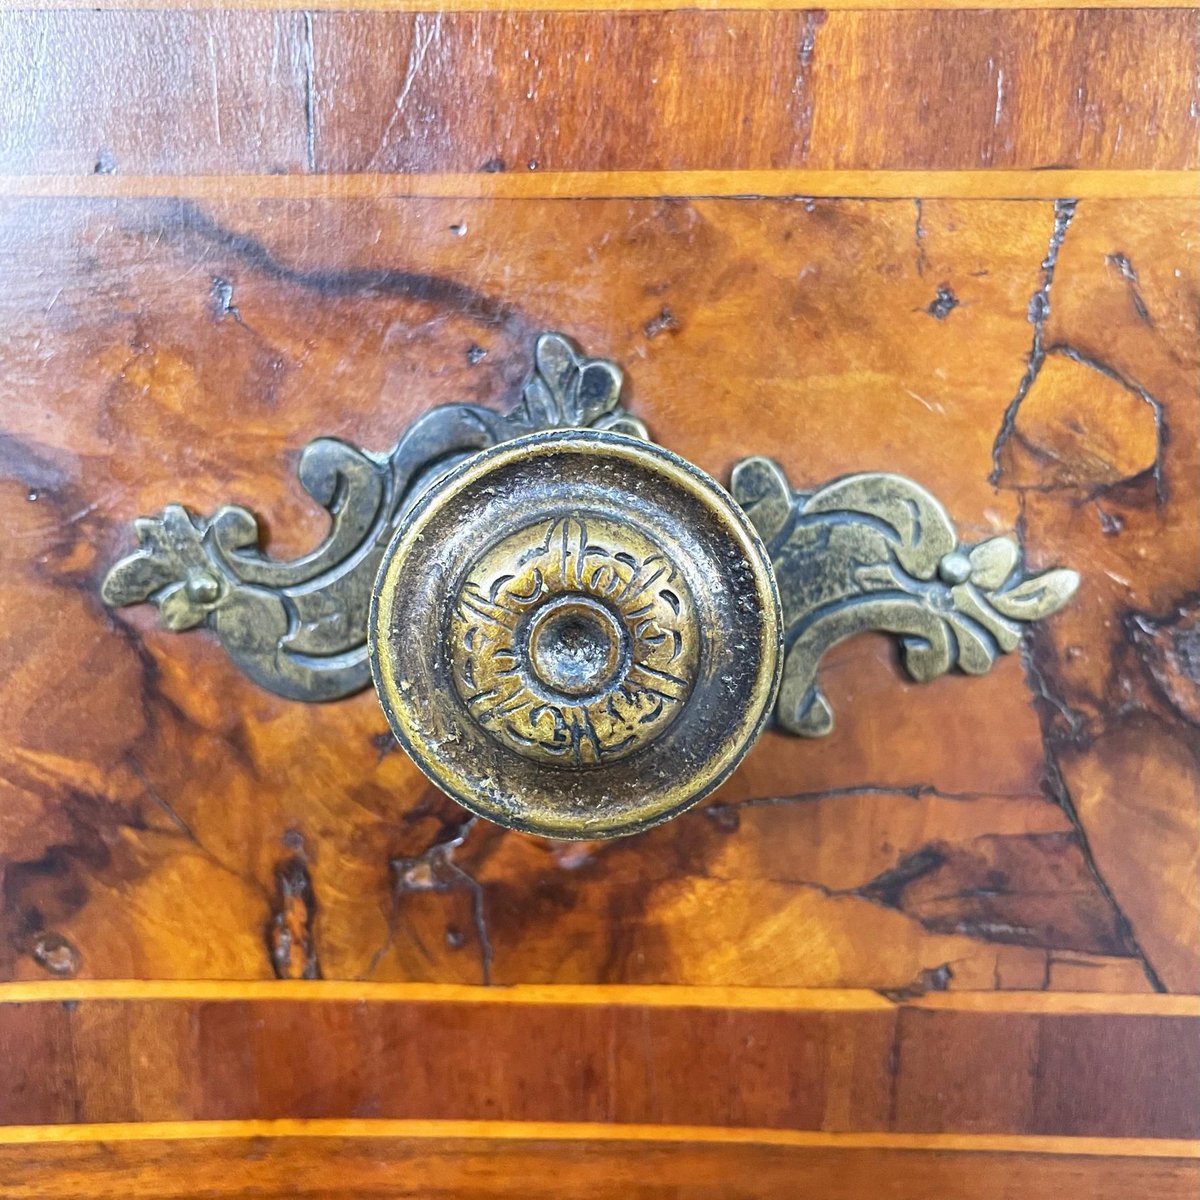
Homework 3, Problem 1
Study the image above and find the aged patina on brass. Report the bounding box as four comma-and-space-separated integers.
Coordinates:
729, 458, 1080, 738
100, 333, 645, 701
102, 331, 1080, 839
371, 431, 781, 838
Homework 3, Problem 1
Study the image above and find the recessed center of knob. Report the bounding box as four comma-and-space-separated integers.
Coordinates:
526, 596, 627, 698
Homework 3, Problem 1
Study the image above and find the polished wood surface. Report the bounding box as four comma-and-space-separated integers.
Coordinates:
1, 991, 1197, 1135
2, 1127, 1197, 1200
2, 11, 1197, 175
0, 0, 1196, 1194
3, 194, 1195, 994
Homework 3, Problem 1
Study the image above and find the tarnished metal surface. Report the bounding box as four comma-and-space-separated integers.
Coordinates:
371, 431, 782, 839
730, 458, 1079, 736
101, 331, 1079, 837
100, 333, 644, 701
448, 513, 702, 767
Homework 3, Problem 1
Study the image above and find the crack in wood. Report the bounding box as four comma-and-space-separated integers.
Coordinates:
301, 12, 317, 174
1106, 251, 1154, 327
268, 846, 321, 980
704, 784, 1041, 823
988, 201, 1168, 504
1015, 559, 1169, 991
989, 198, 1078, 485
365, 816, 494, 986
878, 961, 954, 1002
913, 198, 927, 278
1127, 594, 1200, 727
1047, 342, 1168, 503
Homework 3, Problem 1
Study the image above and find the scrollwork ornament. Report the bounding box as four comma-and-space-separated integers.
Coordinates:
102, 333, 648, 701
729, 457, 1080, 737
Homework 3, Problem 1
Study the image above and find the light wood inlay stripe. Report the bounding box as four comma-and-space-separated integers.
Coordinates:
0, 170, 1196, 201
3, 0, 1197, 10
0, 980, 1197, 1015
0, 1119, 1195, 1157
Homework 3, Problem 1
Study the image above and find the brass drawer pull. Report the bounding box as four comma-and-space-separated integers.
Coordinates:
370, 429, 779, 839
103, 333, 1078, 838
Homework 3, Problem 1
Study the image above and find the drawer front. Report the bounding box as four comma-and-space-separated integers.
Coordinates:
0, 7, 1196, 1197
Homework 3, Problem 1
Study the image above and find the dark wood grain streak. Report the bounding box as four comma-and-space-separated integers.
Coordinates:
0, 10, 1196, 176
0, 997, 1196, 1137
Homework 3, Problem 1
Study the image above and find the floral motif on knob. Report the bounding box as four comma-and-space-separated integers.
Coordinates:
450, 516, 699, 766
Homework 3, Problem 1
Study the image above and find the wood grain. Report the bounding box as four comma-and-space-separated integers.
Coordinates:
0, 996, 1196, 1137
999, 200, 1200, 993
310, 9, 1199, 173
1, 194, 1196, 994
0, 1128, 1196, 1200
1, 10, 1196, 176
0, 10, 311, 177
0, 1, 1196, 1193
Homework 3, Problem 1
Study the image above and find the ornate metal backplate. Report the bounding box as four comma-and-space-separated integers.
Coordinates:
102, 334, 645, 701
730, 459, 1079, 736
103, 331, 1079, 764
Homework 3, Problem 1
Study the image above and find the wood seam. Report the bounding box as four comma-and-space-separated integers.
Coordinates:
0, 980, 1197, 1013
0, 1119, 1195, 1157
0, 171, 1196, 201
2, 0, 1197, 10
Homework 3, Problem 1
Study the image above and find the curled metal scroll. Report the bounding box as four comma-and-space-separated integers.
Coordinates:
101, 333, 647, 701
729, 458, 1080, 736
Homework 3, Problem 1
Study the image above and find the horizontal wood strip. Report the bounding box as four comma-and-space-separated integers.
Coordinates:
0, 170, 1196, 200
0, 10, 310, 176
2, 996, 1196, 1136
0, 1119, 1196, 1156
285, 8, 1200, 174
1, 981, 896, 1009
0, 980, 1197, 1016
1, 10, 1195, 176
914, 991, 1200, 1015
0, 1131, 1196, 1200
7, 0, 1200, 10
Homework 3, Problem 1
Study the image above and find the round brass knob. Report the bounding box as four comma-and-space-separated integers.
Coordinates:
370, 430, 782, 839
